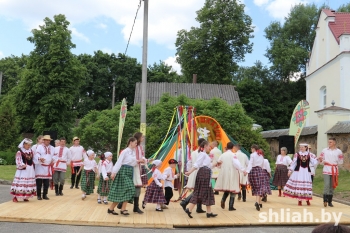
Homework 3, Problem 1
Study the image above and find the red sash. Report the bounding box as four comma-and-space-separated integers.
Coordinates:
325, 163, 339, 189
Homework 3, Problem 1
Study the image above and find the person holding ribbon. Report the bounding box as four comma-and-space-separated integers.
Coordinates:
34, 135, 54, 200
53, 137, 71, 196
319, 138, 343, 207
10, 138, 36, 202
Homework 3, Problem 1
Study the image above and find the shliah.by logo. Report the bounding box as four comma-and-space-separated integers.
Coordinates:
259, 208, 342, 225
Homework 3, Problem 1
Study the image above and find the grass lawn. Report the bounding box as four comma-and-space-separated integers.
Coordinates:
0, 165, 16, 181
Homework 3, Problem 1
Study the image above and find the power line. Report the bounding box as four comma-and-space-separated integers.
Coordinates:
124, 0, 142, 55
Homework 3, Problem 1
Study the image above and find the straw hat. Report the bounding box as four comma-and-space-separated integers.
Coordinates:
72, 136, 80, 141
42, 135, 53, 141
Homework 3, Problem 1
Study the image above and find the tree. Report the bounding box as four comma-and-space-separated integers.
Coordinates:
0, 97, 20, 151
175, 0, 253, 84
14, 14, 86, 138
338, 3, 350, 12
0, 55, 27, 96
264, 4, 319, 80
148, 61, 181, 83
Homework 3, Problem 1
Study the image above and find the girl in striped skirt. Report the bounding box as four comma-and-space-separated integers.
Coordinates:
108, 137, 143, 216
272, 147, 292, 197
78, 150, 98, 200
97, 152, 113, 204
142, 160, 167, 211
184, 140, 218, 218
246, 145, 269, 211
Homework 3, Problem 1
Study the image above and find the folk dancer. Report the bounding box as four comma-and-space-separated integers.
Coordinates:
10, 138, 36, 202
52, 137, 71, 196
261, 157, 272, 202
272, 147, 292, 197
142, 160, 167, 211
308, 145, 317, 182
214, 142, 246, 211
97, 152, 113, 204
184, 140, 218, 218
235, 144, 249, 202
108, 137, 143, 216
69, 137, 86, 189
246, 144, 270, 211
34, 135, 54, 200
209, 141, 222, 195
179, 138, 206, 213
319, 138, 343, 207
78, 150, 97, 200
163, 159, 179, 207
31, 135, 43, 155
283, 143, 318, 206
173, 141, 184, 199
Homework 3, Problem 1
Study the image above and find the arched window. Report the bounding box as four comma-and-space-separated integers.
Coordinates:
320, 86, 326, 108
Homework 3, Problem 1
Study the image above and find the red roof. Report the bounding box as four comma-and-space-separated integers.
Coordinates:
323, 9, 350, 44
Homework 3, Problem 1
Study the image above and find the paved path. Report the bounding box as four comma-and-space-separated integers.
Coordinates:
0, 185, 315, 233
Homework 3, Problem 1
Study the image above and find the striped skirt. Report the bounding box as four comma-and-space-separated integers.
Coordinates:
272, 164, 289, 187
81, 170, 95, 195
190, 167, 215, 206
249, 166, 269, 196
141, 165, 148, 186
143, 180, 166, 204
283, 167, 313, 200
108, 165, 135, 203
97, 173, 111, 196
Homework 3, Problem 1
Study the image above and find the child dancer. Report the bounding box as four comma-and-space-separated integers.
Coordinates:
142, 160, 167, 211
78, 150, 97, 200
163, 159, 179, 207
97, 152, 113, 204
261, 157, 272, 203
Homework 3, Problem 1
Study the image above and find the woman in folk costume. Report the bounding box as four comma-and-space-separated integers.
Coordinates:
142, 160, 167, 211
261, 156, 272, 203
108, 137, 143, 216
31, 135, 43, 155
283, 143, 318, 206
272, 147, 292, 197
246, 144, 269, 211
179, 138, 206, 213
10, 138, 36, 202
97, 152, 113, 204
184, 140, 218, 219
235, 144, 249, 202
214, 142, 246, 211
78, 150, 98, 200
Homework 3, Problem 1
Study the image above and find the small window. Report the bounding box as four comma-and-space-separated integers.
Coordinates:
320, 86, 326, 108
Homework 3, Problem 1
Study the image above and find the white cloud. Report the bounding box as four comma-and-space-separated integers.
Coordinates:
254, 0, 309, 20
0, 0, 203, 48
164, 56, 182, 74
0, 51, 4, 58
97, 23, 107, 29
70, 27, 90, 43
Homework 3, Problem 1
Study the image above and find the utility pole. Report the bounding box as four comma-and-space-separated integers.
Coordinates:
112, 81, 115, 109
0, 72, 2, 96
140, 0, 148, 145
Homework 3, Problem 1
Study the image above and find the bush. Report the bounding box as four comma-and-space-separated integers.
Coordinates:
0, 150, 16, 165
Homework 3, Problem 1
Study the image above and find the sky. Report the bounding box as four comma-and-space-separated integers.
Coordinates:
0, 0, 347, 74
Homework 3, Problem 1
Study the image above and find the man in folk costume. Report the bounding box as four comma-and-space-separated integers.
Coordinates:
214, 142, 246, 211
319, 138, 344, 207
69, 137, 86, 189
53, 137, 71, 196
234, 144, 249, 202
179, 138, 206, 213
209, 141, 222, 195
308, 145, 317, 183
34, 135, 54, 200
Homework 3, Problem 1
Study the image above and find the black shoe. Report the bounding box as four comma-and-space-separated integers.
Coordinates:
214, 191, 219, 195
228, 196, 236, 211
142, 201, 146, 209
155, 208, 163, 212
255, 202, 260, 211
242, 190, 247, 202
117, 202, 123, 209
259, 204, 262, 208
54, 185, 59, 196
207, 213, 218, 218
262, 195, 267, 202
120, 210, 130, 216
70, 185, 73, 189
133, 197, 144, 214
75, 186, 79, 189
180, 201, 187, 211
59, 185, 64, 196
196, 209, 206, 213
185, 208, 193, 218
43, 195, 49, 200
107, 209, 118, 215
37, 196, 42, 200
238, 193, 242, 201
328, 195, 334, 207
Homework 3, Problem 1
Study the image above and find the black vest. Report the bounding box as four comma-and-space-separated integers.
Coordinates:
294, 153, 311, 172
19, 149, 34, 167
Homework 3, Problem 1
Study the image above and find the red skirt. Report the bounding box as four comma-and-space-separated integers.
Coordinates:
143, 180, 166, 204
190, 167, 215, 206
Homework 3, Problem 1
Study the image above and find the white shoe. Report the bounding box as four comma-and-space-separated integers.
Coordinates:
82, 194, 86, 200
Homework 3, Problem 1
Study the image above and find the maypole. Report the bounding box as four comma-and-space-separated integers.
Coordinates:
117, 98, 127, 157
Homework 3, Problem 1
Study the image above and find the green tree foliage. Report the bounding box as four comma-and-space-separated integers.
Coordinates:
338, 3, 350, 12
265, 4, 319, 80
175, 0, 253, 84
0, 55, 27, 96
0, 97, 20, 151
148, 61, 182, 83
74, 94, 271, 161
235, 61, 306, 130
13, 14, 86, 137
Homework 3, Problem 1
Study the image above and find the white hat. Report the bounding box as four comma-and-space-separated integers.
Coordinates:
299, 143, 308, 146
18, 138, 33, 149
87, 150, 96, 158
104, 152, 113, 158
152, 160, 162, 167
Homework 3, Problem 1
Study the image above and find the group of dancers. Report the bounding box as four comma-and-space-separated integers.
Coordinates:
10, 132, 344, 218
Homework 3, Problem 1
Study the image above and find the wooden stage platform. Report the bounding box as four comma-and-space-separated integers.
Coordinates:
0, 188, 349, 228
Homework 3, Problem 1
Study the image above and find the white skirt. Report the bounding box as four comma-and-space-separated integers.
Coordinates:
283, 167, 312, 200
10, 165, 36, 199
185, 170, 198, 190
